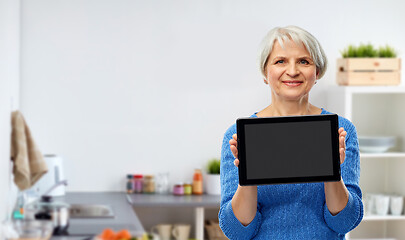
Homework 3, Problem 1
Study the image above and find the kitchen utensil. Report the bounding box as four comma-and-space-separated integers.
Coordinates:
155, 172, 169, 194
390, 195, 404, 215
151, 224, 172, 240
375, 194, 390, 215
32, 155, 66, 197
5, 219, 53, 240
25, 195, 70, 235
172, 224, 190, 240
363, 193, 376, 215
358, 136, 396, 153
1, 220, 19, 239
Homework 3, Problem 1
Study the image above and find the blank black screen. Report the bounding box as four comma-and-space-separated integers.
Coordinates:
244, 121, 333, 180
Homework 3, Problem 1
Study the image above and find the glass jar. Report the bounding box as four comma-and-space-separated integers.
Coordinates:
155, 172, 170, 194
173, 183, 184, 196
126, 174, 134, 194
183, 183, 192, 195
143, 175, 155, 194
133, 175, 144, 193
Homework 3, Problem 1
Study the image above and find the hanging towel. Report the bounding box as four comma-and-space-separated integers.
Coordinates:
10, 111, 47, 190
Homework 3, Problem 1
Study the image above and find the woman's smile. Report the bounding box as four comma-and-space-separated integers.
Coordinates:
282, 80, 303, 87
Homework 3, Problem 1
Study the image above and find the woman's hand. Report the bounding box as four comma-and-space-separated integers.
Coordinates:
229, 134, 258, 226
324, 127, 349, 216
338, 127, 347, 164
229, 134, 239, 167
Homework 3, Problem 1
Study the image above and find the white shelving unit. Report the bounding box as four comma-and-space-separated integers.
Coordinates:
360, 152, 405, 158
363, 215, 405, 221
327, 86, 405, 240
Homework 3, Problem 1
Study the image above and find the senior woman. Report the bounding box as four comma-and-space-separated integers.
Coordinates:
219, 26, 363, 240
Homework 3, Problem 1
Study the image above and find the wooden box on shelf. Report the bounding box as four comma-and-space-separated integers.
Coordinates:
205, 220, 227, 240
336, 58, 401, 86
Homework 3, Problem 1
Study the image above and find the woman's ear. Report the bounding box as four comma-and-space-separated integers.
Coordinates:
315, 72, 320, 85
263, 78, 268, 84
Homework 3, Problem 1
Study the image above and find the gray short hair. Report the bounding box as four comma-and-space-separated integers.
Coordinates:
258, 26, 328, 80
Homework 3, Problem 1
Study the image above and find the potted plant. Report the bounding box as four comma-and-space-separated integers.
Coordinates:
337, 43, 400, 86
205, 158, 221, 195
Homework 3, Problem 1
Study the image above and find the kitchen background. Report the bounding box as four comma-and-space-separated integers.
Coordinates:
1, 0, 405, 238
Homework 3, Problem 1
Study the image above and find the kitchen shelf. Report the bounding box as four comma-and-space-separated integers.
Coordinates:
127, 194, 220, 240
363, 215, 405, 221
360, 152, 405, 158
332, 86, 405, 94
327, 85, 405, 240
327, 86, 405, 121
127, 193, 220, 208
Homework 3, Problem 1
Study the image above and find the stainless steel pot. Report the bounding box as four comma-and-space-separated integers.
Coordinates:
26, 195, 70, 235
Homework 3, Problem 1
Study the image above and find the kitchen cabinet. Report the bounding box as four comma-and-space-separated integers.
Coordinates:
327, 86, 405, 239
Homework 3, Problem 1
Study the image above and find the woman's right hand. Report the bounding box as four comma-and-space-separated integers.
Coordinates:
229, 134, 240, 167
229, 135, 258, 226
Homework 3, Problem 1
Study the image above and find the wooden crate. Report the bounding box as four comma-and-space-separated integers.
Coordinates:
205, 220, 228, 240
336, 58, 401, 86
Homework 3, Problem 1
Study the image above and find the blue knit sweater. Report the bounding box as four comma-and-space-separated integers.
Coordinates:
219, 109, 363, 240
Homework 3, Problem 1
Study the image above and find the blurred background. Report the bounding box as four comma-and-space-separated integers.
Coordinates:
1, 0, 405, 239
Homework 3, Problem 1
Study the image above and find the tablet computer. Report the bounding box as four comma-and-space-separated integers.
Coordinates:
236, 114, 340, 186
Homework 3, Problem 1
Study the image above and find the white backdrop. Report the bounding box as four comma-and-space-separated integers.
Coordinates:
0, 0, 20, 222
19, 0, 405, 191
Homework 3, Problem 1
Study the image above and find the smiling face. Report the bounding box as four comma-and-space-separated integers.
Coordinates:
264, 39, 318, 102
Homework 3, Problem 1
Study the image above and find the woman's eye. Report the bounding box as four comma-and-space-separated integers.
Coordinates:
275, 60, 284, 64
299, 59, 310, 64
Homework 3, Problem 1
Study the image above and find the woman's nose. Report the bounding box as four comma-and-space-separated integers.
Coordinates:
286, 64, 300, 77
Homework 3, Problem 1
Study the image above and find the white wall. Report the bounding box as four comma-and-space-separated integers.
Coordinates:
0, 0, 20, 221
19, 0, 405, 191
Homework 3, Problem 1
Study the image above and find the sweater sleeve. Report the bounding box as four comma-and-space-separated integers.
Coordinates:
323, 119, 364, 234
218, 126, 262, 240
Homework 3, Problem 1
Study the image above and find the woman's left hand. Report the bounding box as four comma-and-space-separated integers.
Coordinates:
338, 127, 347, 164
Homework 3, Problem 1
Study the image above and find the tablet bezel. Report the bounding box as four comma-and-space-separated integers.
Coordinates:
236, 114, 341, 186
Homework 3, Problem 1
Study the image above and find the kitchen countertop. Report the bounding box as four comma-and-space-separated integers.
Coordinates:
50, 193, 221, 240
127, 193, 221, 208
51, 192, 145, 240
